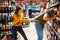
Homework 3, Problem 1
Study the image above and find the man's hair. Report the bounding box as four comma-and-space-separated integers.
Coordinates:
47, 9, 54, 17
54, 4, 60, 11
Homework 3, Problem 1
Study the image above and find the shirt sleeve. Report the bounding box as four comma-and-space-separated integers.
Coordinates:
13, 14, 19, 20
20, 13, 28, 22
13, 14, 21, 25
21, 13, 24, 19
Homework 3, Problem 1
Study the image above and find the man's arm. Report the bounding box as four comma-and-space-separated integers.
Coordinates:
43, 13, 56, 21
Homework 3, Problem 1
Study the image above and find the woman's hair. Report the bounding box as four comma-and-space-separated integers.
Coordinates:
15, 6, 21, 15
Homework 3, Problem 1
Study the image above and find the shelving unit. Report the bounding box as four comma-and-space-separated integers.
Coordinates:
0, 1, 15, 39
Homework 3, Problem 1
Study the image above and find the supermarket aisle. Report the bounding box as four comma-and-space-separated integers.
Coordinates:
17, 22, 38, 40
17, 22, 45, 40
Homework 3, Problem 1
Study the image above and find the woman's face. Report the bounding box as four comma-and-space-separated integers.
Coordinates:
18, 9, 22, 15
20, 9, 22, 12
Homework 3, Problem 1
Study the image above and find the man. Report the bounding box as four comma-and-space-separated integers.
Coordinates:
43, 8, 57, 21
43, 5, 58, 40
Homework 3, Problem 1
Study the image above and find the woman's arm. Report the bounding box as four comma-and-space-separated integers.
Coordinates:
13, 14, 22, 25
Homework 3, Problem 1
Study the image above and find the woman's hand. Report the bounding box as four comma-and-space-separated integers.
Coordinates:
28, 19, 33, 22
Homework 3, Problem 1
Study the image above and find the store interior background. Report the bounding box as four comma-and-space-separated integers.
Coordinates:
0, 0, 60, 40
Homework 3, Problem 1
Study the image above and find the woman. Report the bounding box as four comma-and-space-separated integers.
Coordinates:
11, 6, 28, 40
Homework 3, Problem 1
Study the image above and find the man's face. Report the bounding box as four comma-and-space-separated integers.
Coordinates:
53, 8, 58, 14
59, 5, 60, 11
53, 23, 58, 28
57, 12, 60, 17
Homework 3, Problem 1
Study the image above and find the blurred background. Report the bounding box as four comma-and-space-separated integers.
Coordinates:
0, 0, 60, 40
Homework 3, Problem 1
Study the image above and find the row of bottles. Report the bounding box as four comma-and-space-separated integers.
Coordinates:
0, 7, 14, 13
